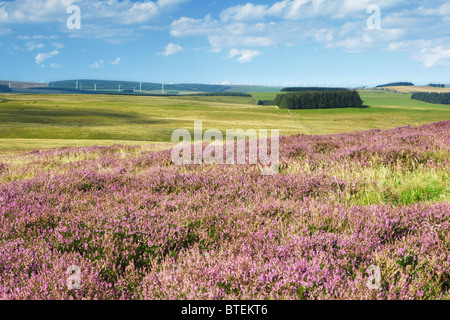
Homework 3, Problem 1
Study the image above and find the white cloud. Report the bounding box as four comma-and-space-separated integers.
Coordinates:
170, 1, 450, 67
229, 49, 261, 63
49, 63, 61, 68
89, 59, 104, 69
112, 57, 121, 65
170, 15, 219, 37
35, 50, 59, 65
25, 42, 45, 51
0, 0, 75, 23
0, 0, 188, 24
219, 0, 405, 22
220, 3, 272, 23
413, 46, 450, 68
18, 35, 58, 40
53, 42, 65, 49
387, 39, 450, 68
121, 1, 159, 24
159, 43, 185, 56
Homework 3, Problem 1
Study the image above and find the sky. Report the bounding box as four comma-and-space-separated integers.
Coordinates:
0, 0, 449, 87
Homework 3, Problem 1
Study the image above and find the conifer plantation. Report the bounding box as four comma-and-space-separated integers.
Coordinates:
274, 90, 363, 109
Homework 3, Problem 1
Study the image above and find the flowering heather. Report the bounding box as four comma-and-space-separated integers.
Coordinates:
0, 121, 449, 300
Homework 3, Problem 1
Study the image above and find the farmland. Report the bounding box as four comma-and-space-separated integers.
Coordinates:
0, 91, 449, 150
376, 86, 450, 94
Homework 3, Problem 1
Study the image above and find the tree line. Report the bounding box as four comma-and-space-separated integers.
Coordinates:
188, 92, 252, 97
281, 87, 348, 92
411, 92, 450, 104
257, 100, 275, 106
274, 90, 363, 109
376, 82, 414, 88
428, 84, 446, 88
0, 85, 11, 93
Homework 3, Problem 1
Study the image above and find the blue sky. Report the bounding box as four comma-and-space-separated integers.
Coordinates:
0, 0, 449, 87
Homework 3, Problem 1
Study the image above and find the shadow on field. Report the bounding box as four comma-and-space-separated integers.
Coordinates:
0, 107, 169, 125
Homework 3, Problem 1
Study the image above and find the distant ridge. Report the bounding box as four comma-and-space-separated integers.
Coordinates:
50, 80, 231, 93
48, 80, 282, 94
0, 79, 283, 94
0, 80, 47, 89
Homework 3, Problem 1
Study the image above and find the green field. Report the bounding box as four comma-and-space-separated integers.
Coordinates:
0, 90, 449, 151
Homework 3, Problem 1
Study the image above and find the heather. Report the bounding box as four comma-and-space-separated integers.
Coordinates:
0, 121, 449, 300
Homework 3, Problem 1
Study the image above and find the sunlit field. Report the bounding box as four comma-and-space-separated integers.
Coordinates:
1, 91, 449, 151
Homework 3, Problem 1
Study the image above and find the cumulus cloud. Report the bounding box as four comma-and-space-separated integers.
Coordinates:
387, 39, 450, 68
169, 0, 450, 67
219, 0, 404, 22
229, 48, 261, 63
112, 57, 121, 65
0, 0, 188, 24
0, 0, 75, 23
413, 46, 450, 68
159, 43, 185, 56
35, 50, 59, 65
89, 59, 104, 69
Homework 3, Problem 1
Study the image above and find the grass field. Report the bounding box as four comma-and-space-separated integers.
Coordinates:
0, 91, 449, 151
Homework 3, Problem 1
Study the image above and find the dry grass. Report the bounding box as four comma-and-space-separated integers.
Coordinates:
377, 86, 450, 94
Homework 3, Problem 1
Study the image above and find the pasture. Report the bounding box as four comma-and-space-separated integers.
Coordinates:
0, 91, 449, 151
